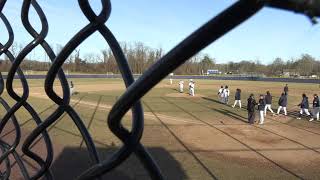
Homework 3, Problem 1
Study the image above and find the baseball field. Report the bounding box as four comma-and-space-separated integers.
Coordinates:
2, 78, 320, 180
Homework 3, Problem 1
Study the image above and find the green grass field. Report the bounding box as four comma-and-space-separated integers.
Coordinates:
2, 78, 320, 179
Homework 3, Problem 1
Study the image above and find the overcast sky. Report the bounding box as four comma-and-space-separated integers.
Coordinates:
0, 0, 319, 64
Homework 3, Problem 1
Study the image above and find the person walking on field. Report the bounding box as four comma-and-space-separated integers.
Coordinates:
70, 81, 75, 96
179, 81, 184, 93
264, 91, 275, 116
247, 94, 257, 124
218, 86, 224, 102
258, 95, 266, 124
284, 84, 289, 95
232, 88, 241, 108
297, 93, 311, 120
189, 79, 195, 96
223, 85, 230, 104
310, 94, 320, 121
277, 93, 287, 116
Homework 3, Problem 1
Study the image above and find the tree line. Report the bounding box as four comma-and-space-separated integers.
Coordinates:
0, 42, 319, 77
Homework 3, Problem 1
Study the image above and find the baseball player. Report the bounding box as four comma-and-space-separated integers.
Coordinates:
189, 79, 195, 96
232, 88, 241, 108
284, 84, 289, 95
169, 73, 174, 84
277, 93, 287, 116
310, 94, 320, 121
297, 93, 311, 119
70, 81, 75, 96
264, 91, 275, 116
258, 94, 266, 124
179, 81, 184, 93
218, 86, 224, 102
247, 94, 257, 124
223, 85, 230, 104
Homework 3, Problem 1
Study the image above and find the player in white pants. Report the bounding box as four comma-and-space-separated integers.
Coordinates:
277, 93, 287, 116
258, 95, 266, 124
277, 106, 287, 115
223, 85, 230, 104
310, 94, 320, 121
70, 81, 75, 96
297, 94, 311, 119
179, 81, 184, 93
232, 88, 241, 108
189, 79, 195, 96
264, 91, 275, 116
218, 86, 224, 102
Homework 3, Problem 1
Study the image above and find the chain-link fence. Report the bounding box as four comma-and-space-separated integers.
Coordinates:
0, 0, 319, 179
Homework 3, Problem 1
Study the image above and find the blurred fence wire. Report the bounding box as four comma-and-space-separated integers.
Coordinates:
0, 0, 319, 179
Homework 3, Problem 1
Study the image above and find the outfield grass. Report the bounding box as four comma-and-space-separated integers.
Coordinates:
1, 78, 320, 179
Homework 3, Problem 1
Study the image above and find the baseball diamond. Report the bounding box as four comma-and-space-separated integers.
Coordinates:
0, 0, 320, 180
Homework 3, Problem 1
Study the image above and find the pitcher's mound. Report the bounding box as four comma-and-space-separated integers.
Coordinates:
165, 93, 207, 98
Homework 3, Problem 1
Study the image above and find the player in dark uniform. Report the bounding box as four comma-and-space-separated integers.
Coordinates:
297, 94, 311, 120
258, 95, 266, 124
284, 84, 289, 95
277, 93, 287, 116
232, 88, 241, 108
247, 94, 257, 124
310, 94, 320, 121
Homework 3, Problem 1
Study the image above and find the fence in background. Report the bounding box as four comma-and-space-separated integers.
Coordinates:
0, 0, 319, 179
2, 74, 320, 84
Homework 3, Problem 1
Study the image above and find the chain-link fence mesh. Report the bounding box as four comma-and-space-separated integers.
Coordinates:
0, 0, 319, 179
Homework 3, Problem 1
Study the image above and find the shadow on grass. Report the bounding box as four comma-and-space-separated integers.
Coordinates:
201, 97, 224, 104
172, 88, 180, 93
200, 97, 306, 123
221, 108, 247, 120
197, 97, 250, 123
212, 108, 248, 124
50, 146, 187, 180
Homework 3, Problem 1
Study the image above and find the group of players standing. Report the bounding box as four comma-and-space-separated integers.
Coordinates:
179, 79, 195, 96
176, 79, 319, 125
218, 84, 320, 125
